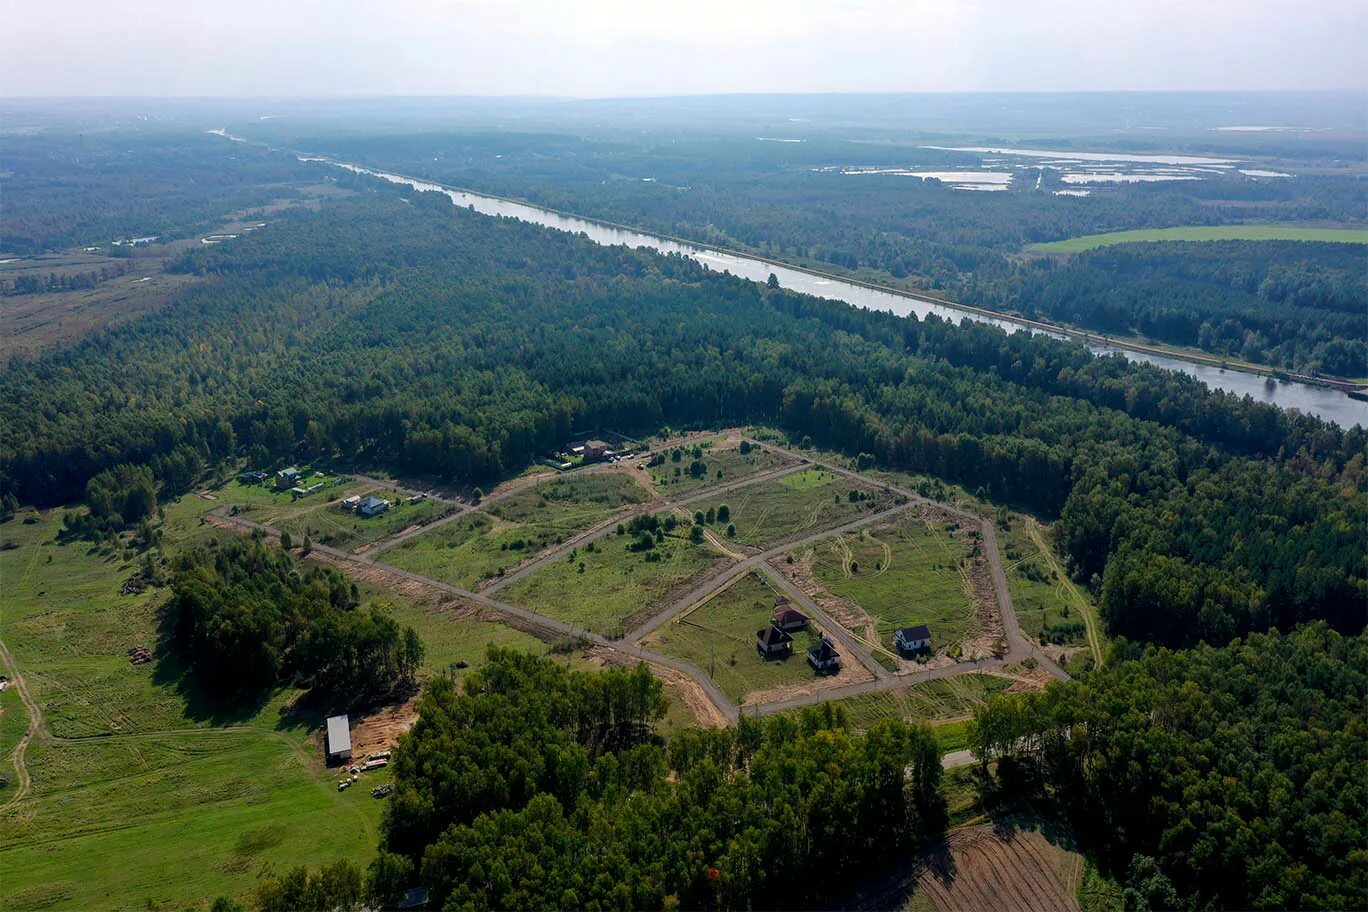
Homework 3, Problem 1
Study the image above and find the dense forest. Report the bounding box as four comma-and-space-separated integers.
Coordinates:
2, 183, 1363, 649
285, 129, 1368, 373
381, 649, 940, 909
170, 537, 423, 701
966, 241, 1368, 377
970, 625, 1367, 911
0, 132, 311, 254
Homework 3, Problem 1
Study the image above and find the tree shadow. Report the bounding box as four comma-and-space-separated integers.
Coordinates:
151, 646, 272, 726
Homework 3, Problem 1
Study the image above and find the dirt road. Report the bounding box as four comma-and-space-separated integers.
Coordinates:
0, 638, 42, 809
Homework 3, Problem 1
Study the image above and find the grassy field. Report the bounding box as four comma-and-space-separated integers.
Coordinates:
276, 495, 452, 552
997, 515, 1094, 651
386, 472, 651, 589
801, 514, 978, 653
690, 467, 888, 550
645, 438, 788, 495
644, 572, 826, 704
0, 498, 578, 911
1028, 224, 1368, 253
500, 531, 730, 637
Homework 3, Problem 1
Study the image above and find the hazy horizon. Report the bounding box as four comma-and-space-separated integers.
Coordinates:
3, 0, 1365, 98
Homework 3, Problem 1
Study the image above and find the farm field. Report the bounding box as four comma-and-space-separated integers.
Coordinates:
643, 572, 835, 704
1027, 224, 1368, 252
499, 530, 731, 637
385, 471, 650, 589
689, 467, 889, 550
644, 437, 789, 495
795, 513, 978, 654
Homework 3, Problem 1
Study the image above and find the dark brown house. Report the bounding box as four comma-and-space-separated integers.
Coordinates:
807, 636, 841, 674
773, 605, 810, 632
756, 625, 794, 660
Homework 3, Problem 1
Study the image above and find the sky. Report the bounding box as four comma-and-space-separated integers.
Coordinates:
2, 0, 1364, 97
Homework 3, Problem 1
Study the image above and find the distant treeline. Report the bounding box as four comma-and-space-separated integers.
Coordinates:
2, 188, 1363, 649
966, 240, 1368, 377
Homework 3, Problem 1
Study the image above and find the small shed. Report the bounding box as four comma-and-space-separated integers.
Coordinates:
807, 636, 841, 674
357, 495, 391, 517
756, 625, 794, 660
325, 714, 352, 763
773, 605, 809, 632
895, 625, 932, 655
341, 494, 362, 510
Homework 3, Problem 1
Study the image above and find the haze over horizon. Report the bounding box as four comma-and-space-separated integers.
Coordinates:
3, 0, 1365, 98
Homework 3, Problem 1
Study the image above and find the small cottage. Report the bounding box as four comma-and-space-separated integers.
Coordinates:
895, 624, 932, 655
275, 467, 301, 489
773, 605, 810, 632
807, 636, 841, 674
756, 625, 794, 660
357, 495, 391, 517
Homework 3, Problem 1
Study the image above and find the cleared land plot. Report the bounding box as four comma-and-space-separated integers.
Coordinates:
1028, 225, 1368, 253
275, 494, 452, 552
799, 514, 978, 654
221, 475, 370, 524
783, 675, 1011, 734
896, 823, 1085, 912
997, 516, 1090, 649
499, 531, 731, 637
644, 572, 837, 705
387, 472, 650, 589
690, 467, 889, 550
645, 438, 789, 495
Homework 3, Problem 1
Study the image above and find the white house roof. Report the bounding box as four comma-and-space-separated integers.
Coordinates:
326, 714, 351, 755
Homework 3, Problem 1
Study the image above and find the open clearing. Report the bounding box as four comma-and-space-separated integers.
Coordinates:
793, 511, 980, 655
644, 571, 869, 705
385, 471, 650, 589
689, 467, 889, 550
499, 530, 732, 637
888, 822, 1087, 912
996, 515, 1096, 662
645, 437, 790, 495
1028, 224, 1368, 253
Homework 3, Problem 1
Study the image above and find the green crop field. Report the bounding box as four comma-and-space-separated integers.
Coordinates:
499, 531, 731, 637
386, 472, 651, 589
644, 572, 827, 704
690, 468, 888, 550
645, 438, 788, 495
799, 514, 978, 653
1028, 224, 1368, 253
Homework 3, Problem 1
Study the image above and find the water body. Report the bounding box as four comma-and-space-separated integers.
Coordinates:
315, 158, 1367, 428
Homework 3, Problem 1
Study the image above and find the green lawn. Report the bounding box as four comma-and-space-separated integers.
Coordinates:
690, 468, 888, 550
386, 472, 651, 590
275, 495, 452, 552
1028, 224, 1368, 253
644, 572, 828, 704
645, 439, 788, 495
499, 532, 731, 637
801, 514, 978, 653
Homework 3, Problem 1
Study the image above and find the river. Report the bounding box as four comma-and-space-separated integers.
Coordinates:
315, 158, 1368, 428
